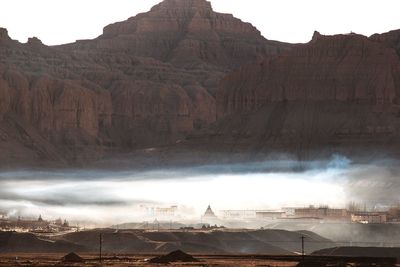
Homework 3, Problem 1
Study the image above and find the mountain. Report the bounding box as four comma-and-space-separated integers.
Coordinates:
62, 0, 287, 69
0, 0, 289, 166
370, 29, 400, 56
209, 31, 400, 158
1, 0, 400, 167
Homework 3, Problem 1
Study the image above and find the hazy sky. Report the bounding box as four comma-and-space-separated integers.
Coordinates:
0, 0, 399, 46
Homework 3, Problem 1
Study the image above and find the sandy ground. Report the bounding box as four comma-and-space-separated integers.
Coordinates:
0, 253, 298, 267
1, 253, 399, 266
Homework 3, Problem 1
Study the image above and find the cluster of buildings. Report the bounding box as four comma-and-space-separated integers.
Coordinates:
131, 204, 400, 225
142, 205, 179, 219
0, 213, 75, 233
201, 205, 400, 225
284, 206, 390, 224
2, 203, 396, 234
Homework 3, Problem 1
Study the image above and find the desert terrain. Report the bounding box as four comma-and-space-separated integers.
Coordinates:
1, 229, 400, 266
0, 253, 299, 267
0, 252, 398, 266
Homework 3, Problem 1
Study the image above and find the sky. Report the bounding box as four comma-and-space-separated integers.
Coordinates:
0, 0, 400, 46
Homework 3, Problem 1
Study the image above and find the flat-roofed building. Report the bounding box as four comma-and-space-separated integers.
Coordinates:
219, 210, 256, 220
294, 206, 348, 220
145, 205, 179, 218
219, 210, 284, 220
351, 212, 387, 224
255, 211, 284, 219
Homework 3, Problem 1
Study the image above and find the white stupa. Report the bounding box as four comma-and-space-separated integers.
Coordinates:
201, 205, 219, 224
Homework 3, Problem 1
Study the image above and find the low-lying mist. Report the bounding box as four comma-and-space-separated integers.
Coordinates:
0, 155, 399, 226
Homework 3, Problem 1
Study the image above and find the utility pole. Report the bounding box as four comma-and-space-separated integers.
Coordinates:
99, 233, 103, 265
301, 235, 305, 260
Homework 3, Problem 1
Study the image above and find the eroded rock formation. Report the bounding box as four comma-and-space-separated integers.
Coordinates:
211, 32, 400, 155
2, 0, 400, 166
218, 31, 400, 117
0, 0, 287, 166
82, 0, 285, 69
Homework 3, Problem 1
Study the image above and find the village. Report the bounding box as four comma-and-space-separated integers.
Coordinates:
0, 213, 77, 233
1, 204, 400, 233
204, 205, 400, 224
140, 204, 400, 225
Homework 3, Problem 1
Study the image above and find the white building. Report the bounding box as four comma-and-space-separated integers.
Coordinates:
219, 210, 257, 220
219, 210, 284, 220
142, 205, 179, 219
282, 207, 296, 217
351, 212, 387, 224
255, 211, 284, 219
201, 205, 219, 224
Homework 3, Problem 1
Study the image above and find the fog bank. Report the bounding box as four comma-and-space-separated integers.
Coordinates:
0, 155, 399, 225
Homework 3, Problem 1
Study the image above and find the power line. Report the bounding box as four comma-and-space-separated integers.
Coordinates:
99, 233, 103, 266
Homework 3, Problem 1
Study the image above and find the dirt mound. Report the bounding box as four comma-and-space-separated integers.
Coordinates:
62, 252, 84, 263
149, 250, 199, 263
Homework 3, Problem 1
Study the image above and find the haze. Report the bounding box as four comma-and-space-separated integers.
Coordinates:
1, 0, 400, 45
1, 157, 399, 225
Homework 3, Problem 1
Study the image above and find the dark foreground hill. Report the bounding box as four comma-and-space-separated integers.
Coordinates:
313, 246, 400, 261
0, 231, 85, 253
0, 229, 333, 254
265, 221, 400, 250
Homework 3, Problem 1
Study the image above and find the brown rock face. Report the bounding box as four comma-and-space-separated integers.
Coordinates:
0, 28, 12, 46
0, 43, 212, 163
71, 0, 287, 69
370, 29, 400, 56
218, 32, 400, 117
0, 0, 289, 165
2, 0, 400, 166
0, 28, 9, 39
213, 32, 400, 153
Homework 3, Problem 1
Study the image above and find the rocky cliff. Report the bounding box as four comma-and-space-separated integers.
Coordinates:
370, 29, 400, 56
2, 0, 400, 166
69, 0, 286, 69
211, 31, 400, 156
0, 0, 288, 166
218, 31, 400, 117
